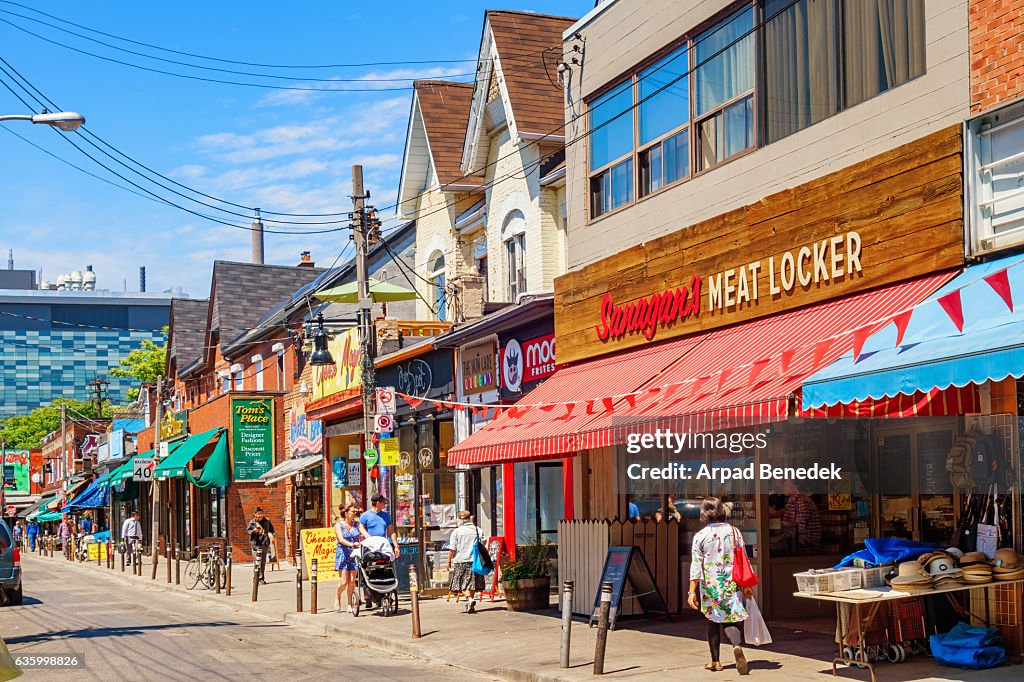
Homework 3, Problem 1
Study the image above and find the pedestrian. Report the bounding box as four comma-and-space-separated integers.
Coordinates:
57, 515, 73, 550
357, 494, 399, 609
26, 520, 39, 552
246, 507, 274, 584
79, 512, 93, 535
446, 510, 485, 613
121, 511, 143, 565
12, 522, 22, 549
688, 497, 752, 675
333, 503, 362, 613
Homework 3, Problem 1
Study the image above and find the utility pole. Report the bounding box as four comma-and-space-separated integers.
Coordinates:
351, 165, 379, 496
88, 376, 109, 417
150, 378, 163, 576
60, 403, 68, 505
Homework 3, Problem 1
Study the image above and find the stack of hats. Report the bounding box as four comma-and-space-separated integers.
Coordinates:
889, 560, 932, 591
920, 550, 964, 588
993, 548, 1024, 581
960, 552, 994, 584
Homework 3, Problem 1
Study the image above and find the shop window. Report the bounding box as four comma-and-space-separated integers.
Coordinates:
695, 5, 755, 170
842, 0, 925, 109
764, 0, 838, 144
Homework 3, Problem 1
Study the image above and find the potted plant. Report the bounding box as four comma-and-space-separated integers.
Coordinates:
500, 536, 552, 611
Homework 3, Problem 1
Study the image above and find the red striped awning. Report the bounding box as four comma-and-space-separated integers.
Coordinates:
801, 385, 981, 418
448, 271, 955, 466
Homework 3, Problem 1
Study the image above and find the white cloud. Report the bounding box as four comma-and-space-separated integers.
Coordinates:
255, 66, 471, 107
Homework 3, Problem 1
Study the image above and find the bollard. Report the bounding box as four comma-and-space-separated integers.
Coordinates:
120, 541, 125, 572
164, 536, 171, 583
151, 537, 159, 580
136, 543, 143, 576
97, 540, 102, 567
310, 558, 318, 615
560, 580, 575, 668
251, 546, 262, 602
593, 581, 613, 675
295, 544, 303, 613
108, 542, 113, 569
175, 543, 181, 586
213, 547, 221, 594
410, 565, 422, 639
225, 547, 232, 596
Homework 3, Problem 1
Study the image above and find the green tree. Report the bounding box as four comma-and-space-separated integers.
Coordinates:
110, 327, 167, 399
0, 398, 105, 449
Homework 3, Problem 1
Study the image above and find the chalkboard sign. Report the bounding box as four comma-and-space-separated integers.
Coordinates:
481, 536, 509, 601
590, 546, 667, 630
917, 430, 953, 495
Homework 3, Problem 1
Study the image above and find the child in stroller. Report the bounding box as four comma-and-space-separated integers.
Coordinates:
353, 536, 399, 616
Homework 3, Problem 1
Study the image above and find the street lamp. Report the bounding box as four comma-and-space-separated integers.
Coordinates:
0, 111, 86, 132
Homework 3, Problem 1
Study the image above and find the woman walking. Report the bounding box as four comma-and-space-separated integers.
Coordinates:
447, 510, 485, 613
333, 503, 362, 613
688, 497, 752, 674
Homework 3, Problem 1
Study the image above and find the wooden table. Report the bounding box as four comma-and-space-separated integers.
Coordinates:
795, 578, 1024, 682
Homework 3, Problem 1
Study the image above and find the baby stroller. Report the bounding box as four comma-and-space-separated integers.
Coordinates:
353, 536, 399, 617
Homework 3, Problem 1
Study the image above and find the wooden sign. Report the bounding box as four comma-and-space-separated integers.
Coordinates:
300, 527, 340, 583
481, 536, 510, 602
555, 126, 964, 365
460, 338, 498, 396
590, 545, 667, 630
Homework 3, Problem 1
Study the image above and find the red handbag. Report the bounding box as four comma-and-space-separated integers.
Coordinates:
731, 527, 759, 588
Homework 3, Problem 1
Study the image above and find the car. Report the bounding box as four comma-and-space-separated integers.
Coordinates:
0, 519, 22, 605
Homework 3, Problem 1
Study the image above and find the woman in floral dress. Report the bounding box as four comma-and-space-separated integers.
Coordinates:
688, 497, 752, 674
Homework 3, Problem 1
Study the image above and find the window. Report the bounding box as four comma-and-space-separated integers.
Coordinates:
476, 255, 488, 302
639, 46, 690, 196
589, 81, 634, 218
220, 374, 229, 394
695, 5, 755, 169
233, 370, 243, 391
255, 357, 264, 391
505, 233, 526, 301
276, 352, 285, 390
428, 252, 446, 322
967, 102, 1024, 255
843, 0, 925, 109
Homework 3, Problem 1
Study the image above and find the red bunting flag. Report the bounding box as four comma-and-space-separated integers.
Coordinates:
585, 400, 597, 414
601, 397, 616, 413
748, 359, 770, 387
539, 403, 558, 412
717, 369, 732, 392
453, 404, 465, 411
404, 396, 423, 409
891, 310, 913, 347
557, 403, 576, 421
852, 326, 873, 361
663, 383, 682, 401
779, 349, 796, 376
647, 386, 662, 395
984, 269, 1014, 312
937, 290, 965, 332
813, 339, 834, 368
690, 376, 711, 398
623, 394, 637, 409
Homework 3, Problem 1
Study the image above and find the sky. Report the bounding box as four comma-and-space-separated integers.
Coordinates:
0, 1, 591, 298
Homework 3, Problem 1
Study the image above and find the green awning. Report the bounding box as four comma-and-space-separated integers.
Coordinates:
154, 428, 223, 479
37, 509, 63, 523
26, 496, 57, 521
185, 434, 231, 489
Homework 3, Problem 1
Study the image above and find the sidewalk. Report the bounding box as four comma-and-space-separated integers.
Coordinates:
23, 550, 1013, 681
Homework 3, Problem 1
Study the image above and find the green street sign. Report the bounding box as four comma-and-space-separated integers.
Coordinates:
231, 398, 275, 481
363, 448, 378, 467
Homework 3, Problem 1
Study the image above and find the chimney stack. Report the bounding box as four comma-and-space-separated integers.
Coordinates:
7, 249, 12, 270
252, 209, 265, 264
297, 251, 315, 268
139, 266, 146, 292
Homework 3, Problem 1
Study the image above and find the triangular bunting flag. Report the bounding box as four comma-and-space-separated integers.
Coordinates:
852, 326, 872, 361
539, 403, 558, 412
937, 290, 964, 332
556, 403, 576, 421
623, 394, 637, 409
453, 404, 465, 411
779, 349, 796, 376
477, 406, 490, 420
717, 369, 732, 392
891, 310, 913, 347
405, 396, 423, 409
601, 397, 616, 413
748, 359, 770, 387
585, 400, 597, 414
690, 376, 711, 398
984, 269, 1014, 312
663, 383, 682, 401
647, 386, 662, 395
813, 339, 834, 368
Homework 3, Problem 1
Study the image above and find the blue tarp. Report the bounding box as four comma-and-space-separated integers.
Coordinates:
834, 537, 939, 568
930, 622, 1005, 670
61, 480, 110, 513
803, 254, 1024, 409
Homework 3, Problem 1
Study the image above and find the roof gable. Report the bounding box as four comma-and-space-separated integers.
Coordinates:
166, 298, 209, 374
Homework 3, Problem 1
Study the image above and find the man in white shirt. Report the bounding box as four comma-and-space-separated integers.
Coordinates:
121, 511, 143, 565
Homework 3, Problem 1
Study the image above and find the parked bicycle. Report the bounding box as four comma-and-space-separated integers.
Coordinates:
184, 544, 226, 590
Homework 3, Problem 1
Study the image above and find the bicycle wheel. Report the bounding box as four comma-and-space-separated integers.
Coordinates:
184, 558, 203, 589
213, 558, 227, 590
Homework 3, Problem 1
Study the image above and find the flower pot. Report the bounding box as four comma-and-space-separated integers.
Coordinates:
503, 576, 551, 611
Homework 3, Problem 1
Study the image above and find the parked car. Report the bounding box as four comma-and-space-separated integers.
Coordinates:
0, 519, 22, 605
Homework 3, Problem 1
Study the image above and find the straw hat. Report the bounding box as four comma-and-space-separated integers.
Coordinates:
993, 568, 1024, 581
890, 561, 931, 587
944, 547, 964, 560
925, 554, 962, 577
959, 551, 989, 567
993, 548, 1020, 569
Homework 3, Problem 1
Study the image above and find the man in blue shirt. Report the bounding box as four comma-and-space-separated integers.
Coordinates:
358, 493, 399, 557
79, 513, 93, 535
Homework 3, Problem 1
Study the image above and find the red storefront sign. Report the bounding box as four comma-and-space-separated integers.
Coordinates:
502, 333, 556, 392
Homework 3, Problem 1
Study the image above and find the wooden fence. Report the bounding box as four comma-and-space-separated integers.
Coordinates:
558, 518, 682, 617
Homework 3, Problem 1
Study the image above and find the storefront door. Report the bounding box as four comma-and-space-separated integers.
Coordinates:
876, 421, 957, 544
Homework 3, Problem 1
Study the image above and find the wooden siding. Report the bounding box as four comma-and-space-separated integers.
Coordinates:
554, 126, 965, 365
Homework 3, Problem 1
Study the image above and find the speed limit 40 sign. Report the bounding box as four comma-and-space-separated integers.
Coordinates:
133, 457, 155, 481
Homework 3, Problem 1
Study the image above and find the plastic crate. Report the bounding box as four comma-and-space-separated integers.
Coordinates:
832, 568, 863, 591
795, 570, 837, 593
857, 565, 890, 588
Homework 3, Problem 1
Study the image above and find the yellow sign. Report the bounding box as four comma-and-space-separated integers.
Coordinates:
300, 527, 339, 583
311, 329, 362, 401
87, 542, 109, 561
160, 410, 187, 441
379, 437, 399, 466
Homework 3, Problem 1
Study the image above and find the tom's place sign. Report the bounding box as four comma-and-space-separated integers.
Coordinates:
231, 398, 274, 481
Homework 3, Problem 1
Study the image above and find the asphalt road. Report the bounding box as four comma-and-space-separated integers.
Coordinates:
3, 555, 492, 681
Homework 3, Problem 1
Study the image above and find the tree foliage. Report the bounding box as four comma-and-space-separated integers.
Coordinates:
110, 327, 168, 386
0, 398, 105, 449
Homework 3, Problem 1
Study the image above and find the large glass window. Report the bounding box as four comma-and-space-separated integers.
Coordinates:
589, 81, 634, 172
505, 233, 526, 301
843, 0, 926, 109
639, 46, 690, 196
696, 6, 755, 169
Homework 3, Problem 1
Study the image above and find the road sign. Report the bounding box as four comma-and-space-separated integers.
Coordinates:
374, 413, 394, 433
133, 457, 155, 482
363, 449, 378, 467
158, 441, 169, 459
376, 387, 396, 414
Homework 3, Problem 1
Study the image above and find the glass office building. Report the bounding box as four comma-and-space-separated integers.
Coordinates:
0, 289, 173, 418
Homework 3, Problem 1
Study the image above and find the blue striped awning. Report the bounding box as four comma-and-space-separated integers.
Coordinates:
802, 254, 1024, 409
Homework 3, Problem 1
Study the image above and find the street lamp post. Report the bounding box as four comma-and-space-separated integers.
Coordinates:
0, 111, 85, 131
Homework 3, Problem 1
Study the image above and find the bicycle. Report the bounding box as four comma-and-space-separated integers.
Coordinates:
184, 544, 227, 590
